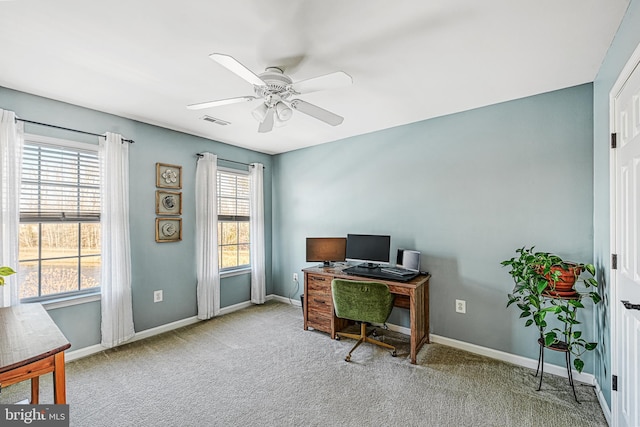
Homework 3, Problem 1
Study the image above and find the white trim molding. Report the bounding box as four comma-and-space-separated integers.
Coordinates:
382, 322, 595, 384
428, 334, 596, 385
65, 296, 271, 362
66, 296, 594, 387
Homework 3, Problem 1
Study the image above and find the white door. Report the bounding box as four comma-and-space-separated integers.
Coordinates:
613, 55, 640, 427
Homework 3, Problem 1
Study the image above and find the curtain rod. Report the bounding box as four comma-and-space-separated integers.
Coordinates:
15, 118, 135, 143
196, 153, 264, 169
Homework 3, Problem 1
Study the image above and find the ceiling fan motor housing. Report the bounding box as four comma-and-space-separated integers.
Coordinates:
256, 67, 293, 99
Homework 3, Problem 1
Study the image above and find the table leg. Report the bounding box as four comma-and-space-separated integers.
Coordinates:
409, 291, 417, 364
52, 352, 66, 404
424, 283, 430, 344
30, 377, 39, 404
409, 285, 429, 364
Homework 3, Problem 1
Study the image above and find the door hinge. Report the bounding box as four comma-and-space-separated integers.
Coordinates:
611, 132, 617, 149
612, 254, 618, 270
612, 374, 618, 391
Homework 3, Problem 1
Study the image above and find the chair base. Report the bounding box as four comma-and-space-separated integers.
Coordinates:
337, 322, 397, 362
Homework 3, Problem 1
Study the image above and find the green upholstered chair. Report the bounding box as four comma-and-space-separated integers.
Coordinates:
331, 279, 397, 362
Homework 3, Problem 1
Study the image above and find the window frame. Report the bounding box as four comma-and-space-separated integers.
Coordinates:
18, 133, 102, 303
217, 166, 251, 273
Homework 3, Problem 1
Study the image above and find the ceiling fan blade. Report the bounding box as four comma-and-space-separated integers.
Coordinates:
187, 96, 256, 110
258, 108, 275, 133
290, 99, 344, 126
209, 53, 265, 87
290, 71, 352, 95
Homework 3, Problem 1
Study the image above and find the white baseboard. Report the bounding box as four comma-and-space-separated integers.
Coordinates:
269, 294, 301, 306
66, 295, 610, 423
65, 297, 266, 362
595, 378, 612, 425
66, 296, 594, 387
271, 298, 593, 383
362, 319, 598, 384
273, 297, 597, 383
427, 334, 596, 385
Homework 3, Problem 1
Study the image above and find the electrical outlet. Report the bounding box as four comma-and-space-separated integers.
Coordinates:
293, 273, 299, 281
154, 290, 163, 303
455, 299, 466, 314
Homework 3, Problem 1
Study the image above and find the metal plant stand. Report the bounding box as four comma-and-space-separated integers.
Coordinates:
535, 296, 580, 403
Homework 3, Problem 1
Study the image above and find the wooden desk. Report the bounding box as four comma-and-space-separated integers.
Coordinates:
303, 266, 430, 364
0, 303, 71, 404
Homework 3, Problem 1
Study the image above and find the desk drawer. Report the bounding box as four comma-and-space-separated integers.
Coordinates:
307, 307, 332, 333
307, 292, 332, 314
307, 274, 332, 295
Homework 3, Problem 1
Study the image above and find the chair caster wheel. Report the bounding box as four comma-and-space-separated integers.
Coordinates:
345, 355, 351, 362
391, 351, 397, 357
335, 336, 340, 341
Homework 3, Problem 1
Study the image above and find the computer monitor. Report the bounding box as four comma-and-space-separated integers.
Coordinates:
345, 234, 391, 268
306, 237, 347, 267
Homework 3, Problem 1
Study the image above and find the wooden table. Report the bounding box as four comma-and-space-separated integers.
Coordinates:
0, 303, 71, 404
303, 265, 430, 364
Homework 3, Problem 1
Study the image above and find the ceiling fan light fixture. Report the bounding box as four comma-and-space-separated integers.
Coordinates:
274, 116, 288, 128
275, 101, 292, 121
251, 103, 269, 122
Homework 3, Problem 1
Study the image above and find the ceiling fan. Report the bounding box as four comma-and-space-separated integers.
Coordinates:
188, 53, 352, 133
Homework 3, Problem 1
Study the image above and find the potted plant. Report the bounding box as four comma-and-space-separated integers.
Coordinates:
501, 246, 600, 373
0, 266, 16, 286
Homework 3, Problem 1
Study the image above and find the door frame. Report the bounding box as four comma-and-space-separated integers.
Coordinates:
609, 39, 640, 427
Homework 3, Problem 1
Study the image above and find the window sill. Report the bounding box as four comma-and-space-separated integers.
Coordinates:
30, 269, 249, 310
220, 267, 251, 279
40, 292, 101, 310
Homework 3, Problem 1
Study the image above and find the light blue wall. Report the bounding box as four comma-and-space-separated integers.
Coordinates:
1, 86, 273, 347
273, 84, 596, 370
593, 0, 640, 408
5, 18, 632, 393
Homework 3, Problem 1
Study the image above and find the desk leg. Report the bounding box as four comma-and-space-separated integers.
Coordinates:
409, 285, 429, 364
52, 352, 66, 404
30, 377, 39, 404
424, 283, 430, 344
409, 292, 417, 364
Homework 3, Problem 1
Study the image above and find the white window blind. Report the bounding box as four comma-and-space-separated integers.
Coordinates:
217, 170, 250, 221
21, 142, 100, 222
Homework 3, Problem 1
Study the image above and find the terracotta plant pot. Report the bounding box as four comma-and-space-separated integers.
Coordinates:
545, 264, 583, 292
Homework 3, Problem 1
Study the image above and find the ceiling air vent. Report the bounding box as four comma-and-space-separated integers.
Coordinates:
200, 115, 230, 126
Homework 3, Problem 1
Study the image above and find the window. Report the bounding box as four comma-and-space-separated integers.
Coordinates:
18, 135, 101, 301
217, 168, 250, 270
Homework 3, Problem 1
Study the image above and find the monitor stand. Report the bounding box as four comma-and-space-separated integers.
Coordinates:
358, 262, 380, 269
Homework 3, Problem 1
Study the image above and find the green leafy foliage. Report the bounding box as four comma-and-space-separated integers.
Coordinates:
0, 266, 16, 286
574, 358, 584, 373
502, 246, 600, 373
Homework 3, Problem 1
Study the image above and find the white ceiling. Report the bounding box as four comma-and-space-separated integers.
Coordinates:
0, 0, 629, 155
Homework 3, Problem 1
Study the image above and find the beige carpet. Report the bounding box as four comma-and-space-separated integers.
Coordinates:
0, 301, 607, 426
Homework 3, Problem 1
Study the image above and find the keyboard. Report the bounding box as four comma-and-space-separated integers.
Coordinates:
380, 267, 416, 276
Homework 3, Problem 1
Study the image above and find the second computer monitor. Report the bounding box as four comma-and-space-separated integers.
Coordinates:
345, 234, 391, 268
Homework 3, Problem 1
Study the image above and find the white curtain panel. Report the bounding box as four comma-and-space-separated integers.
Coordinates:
99, 132, 135, 347
195, 152, 220, 319
0, 110, 23, 307
249, 163, 266, 304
